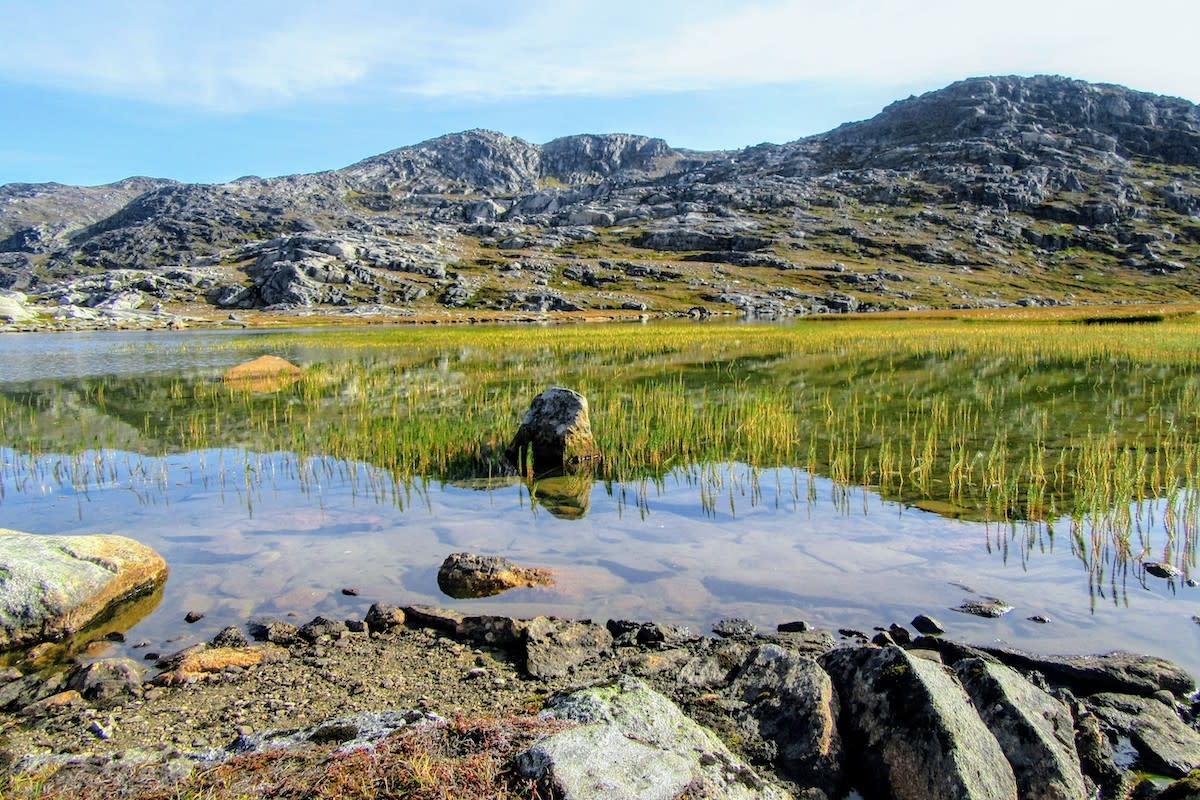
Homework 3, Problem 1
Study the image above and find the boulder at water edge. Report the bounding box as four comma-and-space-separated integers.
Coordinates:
0, 529, 168, 650
505, 387, 600, 473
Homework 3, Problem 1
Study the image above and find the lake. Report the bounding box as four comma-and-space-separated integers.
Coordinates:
0, 320, 1197, 675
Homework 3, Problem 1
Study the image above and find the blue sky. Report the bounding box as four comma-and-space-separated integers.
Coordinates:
2, 0, 1197, 186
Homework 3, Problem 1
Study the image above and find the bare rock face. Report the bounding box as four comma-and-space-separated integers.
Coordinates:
524, 617, 613, 679
1085, 693, 1200, 778
436, 552, 553, 598
954, 657, 1088, 800
728, 644, 843, 796
505, 387, 601, 474
822, 645, 1018, 800
0, 529, 168, 650
517, 676, 792, 800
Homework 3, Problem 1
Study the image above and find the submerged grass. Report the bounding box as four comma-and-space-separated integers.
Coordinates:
2, 312, 1199, 584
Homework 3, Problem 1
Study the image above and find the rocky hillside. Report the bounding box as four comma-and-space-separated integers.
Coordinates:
1, 75, 1198, 328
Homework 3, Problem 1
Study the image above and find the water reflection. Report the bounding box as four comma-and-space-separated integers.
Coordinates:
0, 445, 1197, 675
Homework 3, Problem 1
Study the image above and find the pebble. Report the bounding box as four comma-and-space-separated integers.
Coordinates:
341, 588, 360, 596
911, 614, 945, 635
88, 720, 113, 740
184, 612, 205, 624
1027, 615, 1052, 624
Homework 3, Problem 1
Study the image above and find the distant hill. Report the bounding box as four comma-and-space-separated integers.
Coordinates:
1, 74, 1197, 324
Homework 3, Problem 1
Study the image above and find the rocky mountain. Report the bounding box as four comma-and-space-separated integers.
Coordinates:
1, 74, 1198, 329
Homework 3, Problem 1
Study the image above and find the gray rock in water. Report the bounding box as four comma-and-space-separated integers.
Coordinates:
728, 644, 843, 795
822, 645, 1018, 800
524, 617, 612, 679
517, 675, 790, 800
436, 552, 552, 598
505, 387, 600, 474
1086, 693, 1200, 778
952, 597, 1014, 618
954, 657, 1087, 800
1144, 561, 1183, 579
0, 529, 168, 650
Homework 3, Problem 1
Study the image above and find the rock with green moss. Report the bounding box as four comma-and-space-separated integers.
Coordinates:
822, 645, 1017, 800
954, 657, 1087, 800
0, 529, 167, 651
517, 675, 792, 800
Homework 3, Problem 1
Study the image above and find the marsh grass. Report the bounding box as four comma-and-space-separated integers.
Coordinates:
1, 313, 1198, 586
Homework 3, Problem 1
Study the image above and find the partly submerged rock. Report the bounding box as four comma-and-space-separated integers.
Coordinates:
954, 657, 1088, 800
0, 529, 168, 651
505, 387, 601, 474
952, 597, 1014, 618
222, 355, 302, 392
822, 645, 1018, 800
517, 675, 791, 800
436, 552, 553, 599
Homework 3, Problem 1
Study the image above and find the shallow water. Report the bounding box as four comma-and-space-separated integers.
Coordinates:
0, 328, 1198, 676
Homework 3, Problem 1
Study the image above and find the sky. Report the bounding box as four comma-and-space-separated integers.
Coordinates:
2, 0, 1198, 186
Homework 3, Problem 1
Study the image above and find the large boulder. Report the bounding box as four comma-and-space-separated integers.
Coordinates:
728, 644, 843, 795
516, 676, 791, 800
505, 387, 601, 474
978, 645, 1195, 697
822, 645, 1017, 800
0, 530, 168, 650
954, 657, 1087, 800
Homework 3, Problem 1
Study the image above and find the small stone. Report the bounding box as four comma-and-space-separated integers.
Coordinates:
104, 631, 127, 643
872, 631, 897, 647
210, 626, 249, 648
910, 614, 945, 635
184, 611, 205, 624
341, 588, 359, 596
88, 720, 113, 740
1144, 562, 1182, 579
1027, 615, 1052, 624
1187, 578, 1198, 588
776, 620, 810, 633
465, 668, 488, 680
838, 628, 869, 640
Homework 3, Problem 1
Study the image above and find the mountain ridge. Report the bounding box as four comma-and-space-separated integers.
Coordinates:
1, 74, 1198, 328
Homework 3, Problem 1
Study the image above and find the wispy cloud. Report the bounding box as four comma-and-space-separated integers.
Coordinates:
2, 0, 1197, 111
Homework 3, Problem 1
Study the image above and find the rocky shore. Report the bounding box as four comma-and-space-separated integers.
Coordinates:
2, 599, 1199, 799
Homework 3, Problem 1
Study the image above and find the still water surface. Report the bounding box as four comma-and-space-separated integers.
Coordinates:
0, 328, 1197, 675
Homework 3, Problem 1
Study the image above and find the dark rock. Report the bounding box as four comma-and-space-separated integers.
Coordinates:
977, 646, 1195, 697
67, 657, 145, 708
210, 626, 249, 649
1159, 770, 1200, 800
0, 674, 51, 712
1075, 709, 1131, 800
1086, 692, 1200, 777
911, 614, 945, 635
184, 611, 204, 624
247, 618, 299, 645
713, 618, 757, 638
822, 645, 1018, 800
776, 620, 810, 633
436, 552, 553, 599
363, 603, 406, 633
298, 616, 348, 643
401, 605, 463, 633
1145, 561, 1183, 579
1028, 615, 1052, 624
728, 644, 843, 795
505, 387, 600, 473
872, 631, 897, 647
954, 658, 1087, 800
606, 619, 693, 647
523, 617, 613, 679
887, 624, 912, 645
340, 587, 359, 597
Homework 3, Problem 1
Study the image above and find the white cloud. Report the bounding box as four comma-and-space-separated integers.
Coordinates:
0, 0, 1196, 110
